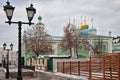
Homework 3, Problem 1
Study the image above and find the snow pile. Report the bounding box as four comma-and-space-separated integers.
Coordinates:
54, 72, 88, 80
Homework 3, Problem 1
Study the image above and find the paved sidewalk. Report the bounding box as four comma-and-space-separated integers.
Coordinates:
0, 67, 5, 80
6, 78, 39, 80
35, 71, 88, 80
0, 67, 88, 80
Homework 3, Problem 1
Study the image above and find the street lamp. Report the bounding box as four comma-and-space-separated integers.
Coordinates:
3, 0, 36, 80
3, 42, 13, 79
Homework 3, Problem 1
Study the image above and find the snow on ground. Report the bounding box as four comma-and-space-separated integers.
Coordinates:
1, 67, 88, 80
36, 70, 88, 80
54, 72, 88, 80
3, 67, 34, 72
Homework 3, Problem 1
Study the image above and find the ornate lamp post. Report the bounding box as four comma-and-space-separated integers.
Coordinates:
3, 0, 36, 80
3, 42, 13, 79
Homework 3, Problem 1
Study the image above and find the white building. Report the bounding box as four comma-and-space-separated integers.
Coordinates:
22, 16, 113, 65
0, 47, 4, 65
0, 47, 18, 66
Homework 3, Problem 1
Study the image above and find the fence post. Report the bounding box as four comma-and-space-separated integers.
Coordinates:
118, 53, 120, 80
70, 61, 71, 74
89, 55, 91, 80
63, 62, 64, 73
102, 55, 105, 80
110, 55, 112, 80
78, 61, 80, 76
57, 62, 59, 72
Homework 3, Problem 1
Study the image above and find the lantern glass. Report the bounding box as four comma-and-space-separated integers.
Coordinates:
26, 4, 36, 22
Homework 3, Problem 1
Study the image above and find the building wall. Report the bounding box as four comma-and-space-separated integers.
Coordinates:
112, 36, 120, 52
0, 47, 3, 64
113, 43, 120, 52
56, 37, 113, 55
108, 38, 113, 53
0, 47, 17, 66
22, 35, 113, 66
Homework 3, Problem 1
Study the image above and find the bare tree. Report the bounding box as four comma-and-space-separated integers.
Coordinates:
24, 26, 54, 56
93, 38, 104, 54
60, 24, 104, 58
79, 37, 104, 54
60, 24, 89, 58
60, 24, 74, 57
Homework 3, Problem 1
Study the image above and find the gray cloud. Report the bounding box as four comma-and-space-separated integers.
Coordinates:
0, 0, 120, 50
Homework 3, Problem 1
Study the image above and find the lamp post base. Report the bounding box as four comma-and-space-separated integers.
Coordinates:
17, 76, 22, 80
6, 67, 9, 79
6, 76, 9, 79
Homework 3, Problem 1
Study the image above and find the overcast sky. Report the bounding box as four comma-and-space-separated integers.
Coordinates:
0, 0, 120, 50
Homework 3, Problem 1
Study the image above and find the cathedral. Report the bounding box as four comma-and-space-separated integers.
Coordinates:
22, 16, 113, 65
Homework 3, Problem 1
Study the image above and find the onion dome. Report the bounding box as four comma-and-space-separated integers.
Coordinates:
38, 16, 42, 20
89, 18, 97, 35
82, 21, 89, 29
82, 29, 89, 35
89, 27, 96, 31
36, 16, 45, 26
89, 27, 97, 35
70, 25, 77, 31
81, 16, 89, 29
69, 18, 78, 32
70, 18, 78, 31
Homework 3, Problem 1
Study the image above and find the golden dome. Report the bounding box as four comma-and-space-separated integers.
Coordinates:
82, 21, 89, 28
78, 16, 89, 29
81, 16, 89, 29
79, 22, 89, 29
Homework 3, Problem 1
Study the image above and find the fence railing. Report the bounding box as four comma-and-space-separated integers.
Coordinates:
57, 53, 120, 80
22, 65, 35, 71
57, 59, 90, 78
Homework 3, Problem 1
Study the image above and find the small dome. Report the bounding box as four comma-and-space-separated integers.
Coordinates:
89, 27, 97, 35
36, 16, 44, 27
38, 16, 42, 20
89, 27, 96, 31
78, 23, 84, 30
82, 29, 89, 35
70, 25, 77, 31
